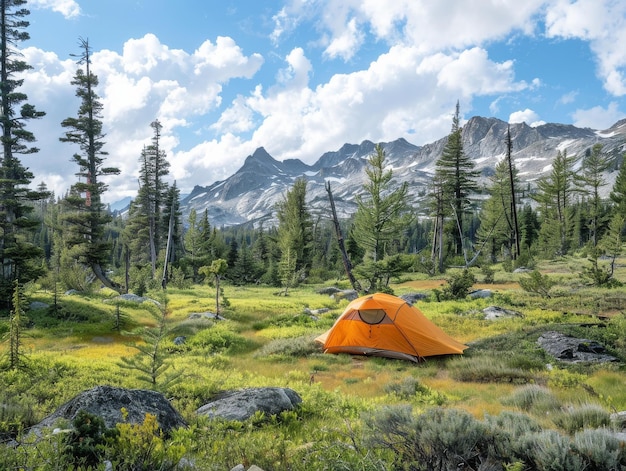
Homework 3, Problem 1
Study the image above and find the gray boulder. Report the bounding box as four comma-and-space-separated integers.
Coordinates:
197, 387, 302, 422
330, 289, 358, 301
469, 289, 492, 299
537, 331, 618, 363
29, 301, 50, 310
482, 306, 523, 320
31, 386, 186, 435
317, 286, 341, 295
400, 293, 428, 305
303, 307, 329, 316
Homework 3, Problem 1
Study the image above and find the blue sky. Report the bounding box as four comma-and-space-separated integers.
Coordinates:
17, 0, 626, 202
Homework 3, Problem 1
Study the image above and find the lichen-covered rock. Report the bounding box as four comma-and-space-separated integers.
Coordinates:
400, 293, 428, 305
31, 385, 186, 435
197, 387, 302, 422
537, 331, 618, 363
482, 305, 523, 320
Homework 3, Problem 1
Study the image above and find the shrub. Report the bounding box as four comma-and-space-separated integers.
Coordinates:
363, 406, 493, 471
502, 385, 562, 415
254, 335, 322, 359
188, 323, 252, 354
517, 430, 585, 471
572, 428, 626, 471
552, 404, 611, 434
519, 270, 556, 298
64, 410, 116, 468
383, 376, 447, 406
448, 356, 535, 384
438, 269, 476, 300
481, 264, 495, 284
106, 412, 186, 470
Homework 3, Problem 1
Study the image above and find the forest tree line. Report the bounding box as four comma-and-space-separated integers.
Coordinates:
1, 1, 626, 312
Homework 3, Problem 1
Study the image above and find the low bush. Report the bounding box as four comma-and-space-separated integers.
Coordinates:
383, 376, 447, 406
519, 270, 556, 298
502, 385, 562, 415
448, 356, 536, 384
572, 428, 626, 471
552, 404, 611, 434
363, 406, 493, 471
435, 269, 476, 301
517, 430, 585, 471
255, 335, 322, 359
188, 323, 253, 354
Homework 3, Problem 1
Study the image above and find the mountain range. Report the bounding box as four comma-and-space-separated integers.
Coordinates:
180, 116, 626, 227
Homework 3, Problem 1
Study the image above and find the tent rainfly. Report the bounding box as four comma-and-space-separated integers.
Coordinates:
315, 292, 468, 362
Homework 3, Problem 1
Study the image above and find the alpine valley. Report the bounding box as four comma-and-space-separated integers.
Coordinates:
180, 116, 626, 227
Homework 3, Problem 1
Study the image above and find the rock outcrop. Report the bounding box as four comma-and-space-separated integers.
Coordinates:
31, 385, 186, 435
197, 387, 302, 422
537, 331, 618, 363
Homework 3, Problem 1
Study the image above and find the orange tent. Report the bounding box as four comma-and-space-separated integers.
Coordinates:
315, 293, 467, 362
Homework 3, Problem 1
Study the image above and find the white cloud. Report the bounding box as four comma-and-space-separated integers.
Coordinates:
509, 109, 545, 127
19, 34, 265, 202
29, 0, 81, 19
545, 0, 626, 96
558, 90, 578, 105
436, 47, 530, 97
323, 17, 364, 61
276, 0, 544, 55
572, 102, 626, 129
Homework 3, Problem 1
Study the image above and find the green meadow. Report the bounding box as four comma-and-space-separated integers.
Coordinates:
1, 258, 625, 470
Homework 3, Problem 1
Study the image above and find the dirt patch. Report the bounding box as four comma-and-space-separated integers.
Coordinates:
398, 280, 520, 291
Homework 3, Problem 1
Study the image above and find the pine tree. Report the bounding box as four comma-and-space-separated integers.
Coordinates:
60, 38, 120, 291
609, 152, 626, 216
6, 280, 27, 370
577, 144, 612, 246
182, 208, 212, 281
352, 143, 412, 291
0, 0, 46, 304
160, 183, 182, 288
118, 295, 180, 391
477, 145, 522, 262
533, 150, 576, 257
276, 177, 313, 279
434, 102, 479, 256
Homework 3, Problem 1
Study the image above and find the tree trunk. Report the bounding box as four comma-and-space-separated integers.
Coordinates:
325, 182, 362, 292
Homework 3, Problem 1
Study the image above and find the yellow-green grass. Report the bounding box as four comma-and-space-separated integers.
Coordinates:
2, 262, 625, 427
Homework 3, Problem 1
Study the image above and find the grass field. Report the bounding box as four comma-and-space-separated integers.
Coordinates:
1, 258, 625, 469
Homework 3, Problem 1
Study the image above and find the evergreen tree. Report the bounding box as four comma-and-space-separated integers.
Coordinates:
476, 159, 514, 262
276, 178, 313, 279
123, 121, 170, 279
477, 148, 522, 262
434, 102, 479, 256
135, 120, 170, 276
160, 183, 182, 287
505, 126, 521, 259
60, 38, 120, 291
0, 0, 46, 303
609, 152, 626, 217
518, 203, 540, 254
182, 208, 212, 281
352, 144, 412, 291
533, 149, 576, 257
576, 144, 612, 246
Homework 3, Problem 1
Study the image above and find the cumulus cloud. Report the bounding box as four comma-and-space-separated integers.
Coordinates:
436, 47, 530, 97
545, 0, 626, 96
29, 0, 81, 19
509, 109, 545, 127
19, 34, 264, 201
17, 0, 626, 205
572, 102, 626, 129
276, 0, 545, 55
